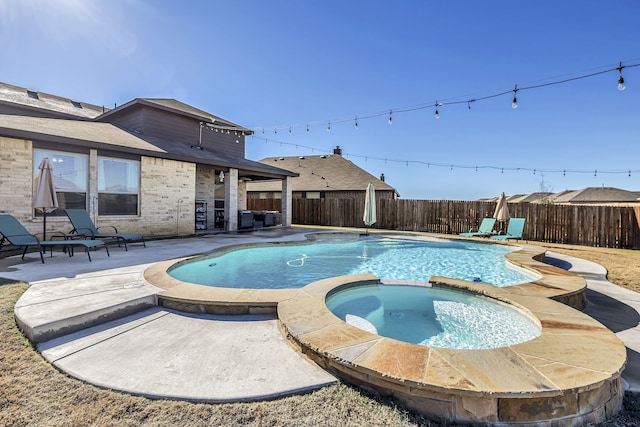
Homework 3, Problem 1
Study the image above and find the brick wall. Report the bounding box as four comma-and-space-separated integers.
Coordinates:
0, 137, 41, 234
137, 156, 196, 236
0, 137, 209, 238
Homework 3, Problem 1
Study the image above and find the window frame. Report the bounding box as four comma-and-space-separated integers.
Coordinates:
97, 156, 141, 216
33, 148, 88, 217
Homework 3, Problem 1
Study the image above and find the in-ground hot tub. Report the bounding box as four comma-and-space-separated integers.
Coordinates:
326, 282, 541, 350
278, 275, 626, 426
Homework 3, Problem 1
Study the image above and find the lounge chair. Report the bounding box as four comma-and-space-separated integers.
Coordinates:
490, 218, 525, 241
64, 209, 146, 251
0, 214, 109, 263
459, 218, 497, 237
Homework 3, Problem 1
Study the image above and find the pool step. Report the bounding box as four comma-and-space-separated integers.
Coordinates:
14, 272, 159, 343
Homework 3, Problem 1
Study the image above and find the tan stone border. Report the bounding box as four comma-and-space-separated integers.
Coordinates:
145, 235, 588, 314
144, 233, 627, 425
278, 274, 626, 425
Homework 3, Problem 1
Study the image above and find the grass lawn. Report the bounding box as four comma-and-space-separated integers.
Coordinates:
1, 242, 639, 426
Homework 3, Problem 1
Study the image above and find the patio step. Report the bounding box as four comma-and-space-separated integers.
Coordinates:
14, 271, 159, 343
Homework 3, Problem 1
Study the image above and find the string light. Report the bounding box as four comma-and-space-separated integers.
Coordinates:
434, 101, 441, 119
617, 62, 626, 91
388, 110, 393, 125
512, 85, 518, 109
327, 121, 331, 132
355, 116, 359, 129
252, 133, 640, 177
250, 61, 638, 134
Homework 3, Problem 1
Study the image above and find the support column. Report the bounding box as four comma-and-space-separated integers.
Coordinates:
88, 149, 98, 223
224, 168, 238, 232
281, 176, 292, 227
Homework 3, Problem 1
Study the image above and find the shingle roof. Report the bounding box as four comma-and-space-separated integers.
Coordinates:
552, 187, 640, 203
96, 98, 253, 134
246, 154, 397, 193
0, 114, 295, 178
507, 192, 554, 203
0, 82, 105, 119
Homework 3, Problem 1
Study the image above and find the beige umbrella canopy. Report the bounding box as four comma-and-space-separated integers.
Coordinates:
363, 183, 376, 234
493, 192, 510, 233
33, 158, 59, 240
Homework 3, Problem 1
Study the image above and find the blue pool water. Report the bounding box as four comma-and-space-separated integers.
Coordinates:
168, 236, 538, 289
326, 284, 541, 349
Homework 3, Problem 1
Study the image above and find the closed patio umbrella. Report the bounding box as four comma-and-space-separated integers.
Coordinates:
33, 158, 59, 240
363, 183, 376, 234
493, 192, 510, 233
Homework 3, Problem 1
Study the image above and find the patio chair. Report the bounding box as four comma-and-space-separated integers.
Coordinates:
459, 218, 497, 237
0, 214, 109, 263
490, 218, 525, 241
64, 209, 145, 251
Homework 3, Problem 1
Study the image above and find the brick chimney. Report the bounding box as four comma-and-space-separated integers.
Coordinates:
333, 145, 342, 156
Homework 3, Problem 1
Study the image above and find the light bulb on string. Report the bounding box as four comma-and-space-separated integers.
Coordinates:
355, 116, 359, 129
434, 100, 441, 119
388, 111, 393, 125
288, 126, 291, 134
306, 124, 310, 133
512, 85, 518, 109
617, 62, 626, 91
327, 121, 331, 132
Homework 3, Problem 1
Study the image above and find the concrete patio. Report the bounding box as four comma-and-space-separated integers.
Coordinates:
1, 227, 639, 407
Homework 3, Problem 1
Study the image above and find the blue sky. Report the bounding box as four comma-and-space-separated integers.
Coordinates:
2, 0, 639, 200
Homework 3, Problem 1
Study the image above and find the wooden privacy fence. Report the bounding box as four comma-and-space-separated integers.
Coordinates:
247, 199, 640, 249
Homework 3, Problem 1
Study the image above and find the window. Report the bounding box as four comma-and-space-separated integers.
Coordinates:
305, 191, 321, 199
27, 90, 39, 99
98, 157, 140, 215
33, 149, 88, 216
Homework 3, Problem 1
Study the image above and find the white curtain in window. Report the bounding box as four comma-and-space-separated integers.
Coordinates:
98, 158, 139, 193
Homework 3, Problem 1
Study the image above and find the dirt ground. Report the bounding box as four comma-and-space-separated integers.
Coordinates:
1, 242, 640, 426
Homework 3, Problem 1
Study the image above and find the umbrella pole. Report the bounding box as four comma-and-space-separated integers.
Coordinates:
43, 212, 47, 242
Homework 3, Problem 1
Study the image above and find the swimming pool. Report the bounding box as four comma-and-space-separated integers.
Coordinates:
168, 236, 538, 289
326, 283, 541, 349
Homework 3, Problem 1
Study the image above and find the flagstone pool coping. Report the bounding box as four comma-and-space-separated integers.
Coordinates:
145, 237, 626, 425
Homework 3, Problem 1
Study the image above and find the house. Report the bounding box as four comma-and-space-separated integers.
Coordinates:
0, 82, 297, 236
551, 187, 640, 205
479, 187, 640, 206
246, 146, 398, 202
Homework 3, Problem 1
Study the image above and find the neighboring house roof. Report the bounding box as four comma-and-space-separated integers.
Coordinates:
551, 187, 640, 203
246, 154, 397, 194
96, 98, 253, 134
0, 114, 295, 180
507, 192, 554, 203
480, 187, 640, 204
0, 81, 105, 119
